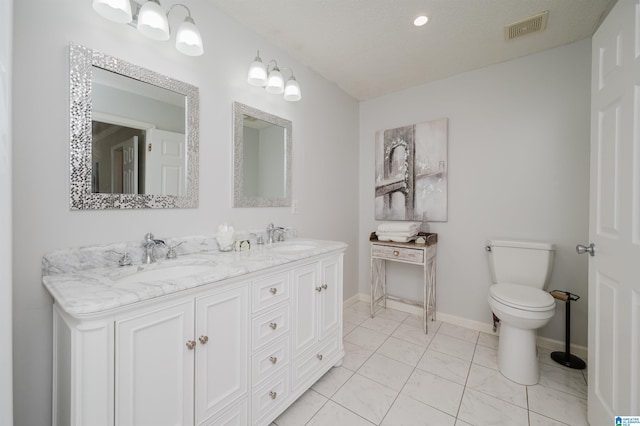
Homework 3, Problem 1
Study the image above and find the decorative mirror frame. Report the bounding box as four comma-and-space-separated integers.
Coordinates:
233, 102, 292, 207
69, 43, 199, 209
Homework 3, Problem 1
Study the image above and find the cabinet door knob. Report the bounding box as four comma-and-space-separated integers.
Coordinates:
269, 287, 278, 295
269, 356, 278, 364
269, 322, 278, 330
321, 284, 328, 290
198, 335, 208, 344
269, 391, 277, 400
315, 286, 322, 292
317, 353, 323, 360
393, 250, 400, 256
186, 340, 196, 350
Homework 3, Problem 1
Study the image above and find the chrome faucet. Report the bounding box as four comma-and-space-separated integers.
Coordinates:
266, 223, 286, 244
143, 232, 166, 264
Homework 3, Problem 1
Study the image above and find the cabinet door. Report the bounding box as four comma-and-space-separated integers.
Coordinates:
319, 256, 342, 340
195, 285, 249, 425
115, 301, 194, 426
292, 263, 319, 355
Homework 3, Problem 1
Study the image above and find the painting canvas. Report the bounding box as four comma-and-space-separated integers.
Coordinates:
375, 118, 448, 221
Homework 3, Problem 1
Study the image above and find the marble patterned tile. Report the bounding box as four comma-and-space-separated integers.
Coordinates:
306, 400, 375, 426
403, 314, 442, 333
416, 349, 471, 385
401, 369, 464, 416
438, 322, 479, 343
429, 333, 476, 361
343, 307, 371, 325
332, 374, 398, 424
360, 315, 402, 335
358, 353, 414, 391
344, 326, 388, 351
381, 394, 455, 426
349, 301, 372, 313
343, 320, 359, 336
342, 341, 375, 372
465, 364, 528, 408
472, 344, 498, 370
391, 323, 435, 347
273, 389, 327, 426
477, 332, 499, 349
374, 307, 410, 322
455, 421, 473, 426
527, 384, 588, 425
311, 366, 354, 398
529, 411, 570, 425
376, 336, 426, 367
538, 362, 588, 399
457, 388, 529, 426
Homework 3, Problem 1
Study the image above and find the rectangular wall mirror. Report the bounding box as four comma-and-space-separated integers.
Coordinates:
233, 102, 292, 207
69, 43, 199, 209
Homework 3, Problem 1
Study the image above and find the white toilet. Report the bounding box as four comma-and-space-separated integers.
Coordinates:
487, 240, 556, 385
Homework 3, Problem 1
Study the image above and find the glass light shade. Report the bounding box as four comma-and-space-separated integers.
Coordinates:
175, 17, 204, 56
247, 57, 268, 86
284, 77, 302, 101
92, 0, 132, 24
265, 68, 284, 94
137, 0, 170, 41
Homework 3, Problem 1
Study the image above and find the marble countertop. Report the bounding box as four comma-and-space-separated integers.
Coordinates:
42, 239, 347, 317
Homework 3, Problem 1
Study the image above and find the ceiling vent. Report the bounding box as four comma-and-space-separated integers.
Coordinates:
504, 11, 549, 41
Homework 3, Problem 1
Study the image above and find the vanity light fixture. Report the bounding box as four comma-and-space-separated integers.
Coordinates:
92, 0, 204, 56
247, 51, 302, 102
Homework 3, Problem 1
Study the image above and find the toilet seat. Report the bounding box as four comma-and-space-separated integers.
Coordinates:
490, 283, 554, 311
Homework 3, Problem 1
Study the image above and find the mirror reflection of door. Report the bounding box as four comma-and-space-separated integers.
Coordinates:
144, 129, 186, 196
110, 136, 138, 194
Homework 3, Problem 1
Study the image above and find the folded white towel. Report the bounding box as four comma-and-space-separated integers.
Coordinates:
376, 230, 418, 238
377, 222, 421, 232
376, 234, 416, 243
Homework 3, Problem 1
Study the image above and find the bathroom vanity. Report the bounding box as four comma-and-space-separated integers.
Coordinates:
43, 238, 346, 426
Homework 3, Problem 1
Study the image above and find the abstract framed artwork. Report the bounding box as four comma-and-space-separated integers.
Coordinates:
375, 118, 448, 221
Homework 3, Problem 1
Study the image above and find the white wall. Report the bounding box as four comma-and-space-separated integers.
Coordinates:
1, 0, 13, 424
12, 1, 359, 424
359, 39, 591, 346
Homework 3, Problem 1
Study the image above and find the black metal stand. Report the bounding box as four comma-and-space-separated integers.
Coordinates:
550, 290, 586, 370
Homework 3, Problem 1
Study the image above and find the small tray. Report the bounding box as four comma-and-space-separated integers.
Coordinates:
369, 231, 437, 246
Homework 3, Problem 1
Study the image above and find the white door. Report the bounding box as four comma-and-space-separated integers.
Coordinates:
588, 0, 640, 423
319, 256, 342, 340
292, 263, 320, 355
195, 286, 249, 425
145, 128, 185, 196
110, 136, 138, 194
115, 301, 195, 426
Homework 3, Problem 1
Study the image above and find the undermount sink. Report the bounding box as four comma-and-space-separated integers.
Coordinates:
268, 243, 317, 253
114, 263, 216, 284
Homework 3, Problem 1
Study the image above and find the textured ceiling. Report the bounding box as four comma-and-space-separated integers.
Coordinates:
209, 0, 615, 100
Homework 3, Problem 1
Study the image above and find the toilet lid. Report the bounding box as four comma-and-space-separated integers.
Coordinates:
490, 284, 555, 311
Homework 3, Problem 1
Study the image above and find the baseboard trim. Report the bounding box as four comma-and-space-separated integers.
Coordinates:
353, 293, 588, 362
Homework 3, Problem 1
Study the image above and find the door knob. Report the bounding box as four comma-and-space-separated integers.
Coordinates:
576, 243, 595, 256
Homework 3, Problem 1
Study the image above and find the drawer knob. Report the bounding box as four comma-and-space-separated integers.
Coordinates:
198, 335, 208, 344
269, 391, 277, 400
393, 250, 400, 256
269, 287, 278, 295
186, 340, 196, 350
317, 353, 323, 360
269, 322, 278, 330
269, 356, 278, 364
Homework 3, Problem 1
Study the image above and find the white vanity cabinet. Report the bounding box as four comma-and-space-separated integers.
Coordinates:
49, 245, 345, 426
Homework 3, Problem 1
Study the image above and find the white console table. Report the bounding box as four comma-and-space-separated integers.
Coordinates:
370, 233, 438, 333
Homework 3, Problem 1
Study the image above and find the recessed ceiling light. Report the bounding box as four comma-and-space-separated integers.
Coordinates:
413, 15, 429, 26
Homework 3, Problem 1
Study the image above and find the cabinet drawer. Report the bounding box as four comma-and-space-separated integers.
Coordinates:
252, 272, 290, 314
252, 336, 290, 386
372, 244, 424, 263
252, 305, 290, 349
252, 370, 290, 425
292, 333, 340, 390
201, 398, 247, 426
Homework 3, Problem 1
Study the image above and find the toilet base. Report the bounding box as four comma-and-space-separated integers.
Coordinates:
497, 323, 540, 385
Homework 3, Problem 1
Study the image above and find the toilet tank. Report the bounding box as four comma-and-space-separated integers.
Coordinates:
487, 240, 555, 288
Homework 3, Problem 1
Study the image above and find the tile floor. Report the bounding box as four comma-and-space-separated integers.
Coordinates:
271, 301, 589, 426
